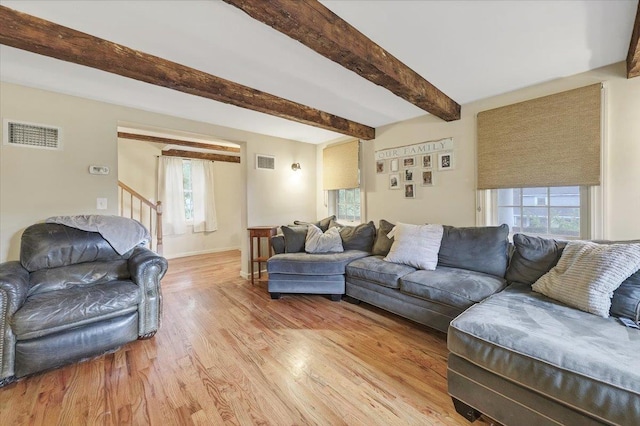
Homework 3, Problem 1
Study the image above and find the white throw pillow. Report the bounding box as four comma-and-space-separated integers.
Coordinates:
305, 224, 344, 253
532, 241, 640, 317
383, 223, 443, 270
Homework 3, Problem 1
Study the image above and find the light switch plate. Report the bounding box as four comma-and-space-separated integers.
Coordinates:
97, 198, 108, 210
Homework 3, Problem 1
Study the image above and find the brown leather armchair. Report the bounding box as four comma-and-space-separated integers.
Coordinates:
0, 221, 168, 386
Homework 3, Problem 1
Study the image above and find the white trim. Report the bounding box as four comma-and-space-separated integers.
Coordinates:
597, 82, 608, 240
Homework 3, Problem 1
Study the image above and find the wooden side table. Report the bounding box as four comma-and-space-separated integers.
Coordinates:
248, 226, 278, 285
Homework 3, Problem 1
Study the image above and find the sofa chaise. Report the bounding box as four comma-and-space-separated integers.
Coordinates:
447, 234, 640, 426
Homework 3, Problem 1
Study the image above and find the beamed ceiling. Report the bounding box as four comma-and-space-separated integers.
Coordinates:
0, 1, 638, 144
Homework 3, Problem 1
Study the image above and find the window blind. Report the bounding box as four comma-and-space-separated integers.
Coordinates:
323, 139, 360, 190
477, 83, 601, 190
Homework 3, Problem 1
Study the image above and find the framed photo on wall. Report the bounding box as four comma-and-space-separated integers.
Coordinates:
421, 170, 434, 186
422, 154, 433, 169
376, 160, 386, 174
438, 151, 454, 171
404, 168, 415, 182
390, 159, 399, 172
389, 173, 400, 189
404, 183, 415, 199
403, 156, 416, 168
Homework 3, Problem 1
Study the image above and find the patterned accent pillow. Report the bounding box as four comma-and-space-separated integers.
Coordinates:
532, 241, 640, 317
305, 225, 344, 253
383, 223, 444, 270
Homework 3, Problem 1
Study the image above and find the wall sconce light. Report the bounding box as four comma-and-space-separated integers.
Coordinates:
291, 162, 301, 171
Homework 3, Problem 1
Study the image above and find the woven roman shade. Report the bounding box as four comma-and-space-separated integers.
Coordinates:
477, 84, 601, 190
323, 139, 360, 190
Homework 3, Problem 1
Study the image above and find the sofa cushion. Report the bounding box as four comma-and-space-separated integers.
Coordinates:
346, 255, 416, 289
305, 225, 343, 253
28, 260, 131, 296
505, 233, 567, 285
335, 221, 376, 252
611, 270, 640, 325
371, 219, 395, 256
400, 267, 506, 310
281, 225, 308, 253
448, 283, 640, 425
532, 241, 640, 318
384, 223, 443, 270
438, 224, 509, 277
12, 280, 141, 340
294, 215, 335, 232
267, 250, 370, 275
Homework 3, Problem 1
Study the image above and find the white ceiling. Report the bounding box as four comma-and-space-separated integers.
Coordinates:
0, 1, 637, 144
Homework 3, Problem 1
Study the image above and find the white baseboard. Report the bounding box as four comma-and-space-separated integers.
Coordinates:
164, 246, 240, 260
240, 268, 268, 280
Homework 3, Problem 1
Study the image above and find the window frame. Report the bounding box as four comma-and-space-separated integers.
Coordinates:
328, 188, 362, 224
489, 186, 590, 240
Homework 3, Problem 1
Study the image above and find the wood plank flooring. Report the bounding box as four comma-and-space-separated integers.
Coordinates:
0, 251, 488, 425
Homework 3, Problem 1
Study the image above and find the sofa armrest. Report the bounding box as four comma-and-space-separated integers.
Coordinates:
0, 261, 30, 383
271, 234, 285, 254
128, 247, 168, 338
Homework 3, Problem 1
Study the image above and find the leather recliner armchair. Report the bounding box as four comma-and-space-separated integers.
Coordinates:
0, 222, 168, 387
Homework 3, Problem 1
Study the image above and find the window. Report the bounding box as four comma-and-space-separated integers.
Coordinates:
182, 160, 193, 221
331, 188, 361, 223
495, 186, 589, 239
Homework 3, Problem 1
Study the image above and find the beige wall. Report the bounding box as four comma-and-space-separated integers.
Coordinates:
0, 82, 318, 275
317, 62, 640, 240
117, 140, 244, 259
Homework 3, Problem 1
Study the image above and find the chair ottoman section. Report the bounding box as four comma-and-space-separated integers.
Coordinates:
267, 250, 370, 300
400, 266, 506, 311
448, 283, 640, 426
346, 255, 416, 289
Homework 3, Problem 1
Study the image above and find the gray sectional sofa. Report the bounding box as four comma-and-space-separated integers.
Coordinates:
268, 220, 510, 334
448, 234, 640, 426
267, 220, 640, 425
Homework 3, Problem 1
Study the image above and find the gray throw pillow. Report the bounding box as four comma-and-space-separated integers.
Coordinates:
611, 270, 640, 325
372, 219, 395, 256
293, 215, 336, 232
334, 221, 376, 252
281, 225, 308, 253
438, 224, 509, 277
506, 233, 567, 285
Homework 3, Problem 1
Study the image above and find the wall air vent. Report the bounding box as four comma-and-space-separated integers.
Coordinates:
3, 120, 62, 150
256, 154, 275, 170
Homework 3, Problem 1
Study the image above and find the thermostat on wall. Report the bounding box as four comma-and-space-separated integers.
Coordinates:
89, 165, 110, 175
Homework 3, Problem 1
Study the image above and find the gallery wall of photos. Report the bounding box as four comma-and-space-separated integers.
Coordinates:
375, 138, 454, 199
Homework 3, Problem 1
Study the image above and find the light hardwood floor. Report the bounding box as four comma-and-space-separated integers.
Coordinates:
0, 251, 488, 425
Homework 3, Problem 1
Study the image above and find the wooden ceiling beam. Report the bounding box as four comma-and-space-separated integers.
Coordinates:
118, 132, 241, 153
0, 6, 375, 140
162, 149, 241, 163
223, 0, 461, 122
628, 2, 640, 78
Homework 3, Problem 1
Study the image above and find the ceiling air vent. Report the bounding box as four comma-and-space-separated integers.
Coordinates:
256, 154, 275, 170
3, 120, 62, 150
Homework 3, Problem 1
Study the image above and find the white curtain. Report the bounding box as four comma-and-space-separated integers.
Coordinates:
191, 159, 218, 233
158, 156, 186, 235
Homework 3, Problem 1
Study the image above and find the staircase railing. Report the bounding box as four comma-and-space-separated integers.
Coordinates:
118, 181, 163, 255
